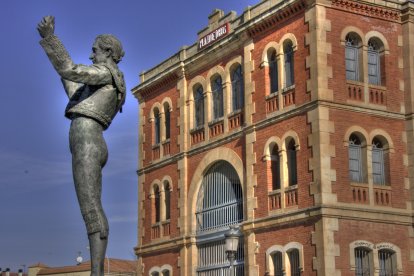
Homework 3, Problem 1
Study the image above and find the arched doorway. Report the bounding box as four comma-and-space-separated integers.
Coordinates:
195, 160, 244, 275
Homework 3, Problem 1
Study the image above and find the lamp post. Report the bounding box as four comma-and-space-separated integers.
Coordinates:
225, 225, 241, 276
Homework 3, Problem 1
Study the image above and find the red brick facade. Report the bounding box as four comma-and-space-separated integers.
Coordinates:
132, 0, 414, 275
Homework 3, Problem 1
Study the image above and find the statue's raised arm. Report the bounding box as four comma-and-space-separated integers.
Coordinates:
37, 16, 126, 276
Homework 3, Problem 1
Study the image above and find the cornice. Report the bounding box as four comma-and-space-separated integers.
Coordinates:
247, 0, 307, 38
331, 0, 401, 22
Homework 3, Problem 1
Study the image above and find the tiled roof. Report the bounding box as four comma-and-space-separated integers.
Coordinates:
37, 259, 136, 275
28, 263, 48, 268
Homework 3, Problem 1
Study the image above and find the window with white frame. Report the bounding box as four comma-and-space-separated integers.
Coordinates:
283, 40, 294, 88
194, 85, 204, 128
372, 137, 389, 185
378, 249, 397, 276
345, 33, 362, 82
269, 49, 279, 93
367, 38, 384, 86
349, 134, 365, 183
287, 249, 301, 276
211, 75, 224, 119
270, 251, 284, 276
355, 247, 372, 276
231, 64, 244, 111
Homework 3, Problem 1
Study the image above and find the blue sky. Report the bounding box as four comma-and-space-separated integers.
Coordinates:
0, 0, 255, 271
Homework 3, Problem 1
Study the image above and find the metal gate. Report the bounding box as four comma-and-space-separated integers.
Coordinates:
196, 161, 244, 275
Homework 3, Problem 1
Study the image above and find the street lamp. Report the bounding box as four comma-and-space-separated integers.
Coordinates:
225, 225, 241, 276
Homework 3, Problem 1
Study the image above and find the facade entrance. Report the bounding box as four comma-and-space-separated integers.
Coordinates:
195, 161, 244, 275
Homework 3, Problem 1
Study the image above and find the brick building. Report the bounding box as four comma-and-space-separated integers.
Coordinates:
132, 0, 414, 275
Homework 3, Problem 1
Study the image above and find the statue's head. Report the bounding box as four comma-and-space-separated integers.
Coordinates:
92, 34, 125, 64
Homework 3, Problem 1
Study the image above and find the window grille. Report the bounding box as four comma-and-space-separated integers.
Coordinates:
154, 109, 161, 144
231, 65, 244, 111
368, 39, 381, 85
271, 251, 284, 276
372, 138, 386, 185
345, 33, 360, 81
196, 161, 244, 275
287, 140, 297, 186
271, 145, 281, 190
197, 239, 244, 276
349, 134, 364, 183
288, 249, 301, 276
165, 106, 170, 140
194, 86, 205, 127
196, 161, 243, 232
212, 76, 224, 119
269, 50, 279, 93
378, 249, 397, 276
355, 247, 372, 276
283, 41, 294, 87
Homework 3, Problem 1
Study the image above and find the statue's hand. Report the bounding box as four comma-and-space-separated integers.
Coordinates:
37, 16, 55, 39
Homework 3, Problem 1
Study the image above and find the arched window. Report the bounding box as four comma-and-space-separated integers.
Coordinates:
345, 33, 362, 82
194, 85, 204, 127
271, 144, 281, 190
231, 65, 244, 111
283, 40, 294, 87
349, 134, 365, 183
372, 137, 389, 185
151, 272, 159, 276
153, 185, 161, 223
164, 103, 170, 140
154, 108, 161, 145
268, 49, 279, 93
287, 139, 297, 186
271, 251, 284, 276
287, 249, 301, 276
211, 75, 224, 119
378, 249, 397, 276
367, 38, 384, 86
355, 247, 372, 276
161, 270, 170, 276
164, 181, 171, 220
196, 161, 244, 275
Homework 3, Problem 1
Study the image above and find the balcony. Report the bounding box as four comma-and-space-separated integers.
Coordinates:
374, 185, 391, 206
162, 140, 171, 156
347, 82, 364, 102
191, 127, 205, 145
351, 183, 369, 204
285, 185, 298, 207
162, 221, 171, 236
228, 111, 243, 130
282, 86, 295, 107
268, 190, 282, 210
152, 144, 160, 160
266, 93, 279, 113
151, 224, 160, 239
369, 85, 386, 105
209, 119, 224, 138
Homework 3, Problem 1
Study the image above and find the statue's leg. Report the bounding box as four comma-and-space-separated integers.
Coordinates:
69, 117, 108, 276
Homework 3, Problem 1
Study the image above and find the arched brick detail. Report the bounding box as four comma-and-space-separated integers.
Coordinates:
187, 147, 244, 234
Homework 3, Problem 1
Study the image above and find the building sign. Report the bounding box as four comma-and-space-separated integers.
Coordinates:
198, 23, 230, 50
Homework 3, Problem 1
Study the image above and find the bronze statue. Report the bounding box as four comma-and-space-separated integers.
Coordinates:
37, 16, 126, 275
